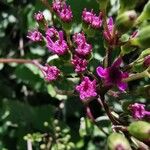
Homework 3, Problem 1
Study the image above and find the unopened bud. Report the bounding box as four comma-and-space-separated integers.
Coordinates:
144, 55, 150, 68
116, 10, 137, 33
107, 133, 131, 150
128, 121, 150, 141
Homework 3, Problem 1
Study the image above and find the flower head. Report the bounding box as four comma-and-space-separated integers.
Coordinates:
73, 32, 92, 56
91, 15, 102, 29
129, 103, 146, 119
34, 12, 44, 22
42, 65, 60, 82
73, 32, 86, 45
96, 58, 129, 91
71, 55, 88, 73
27, 30, 43, 42
82, 9, 102, 29
76, 77, 97, 101
75, 43, 92, 56
59, 4, 73, 22
46, 28, 68, 55
129, 103, 150, 119
52, 0, 73, 22
82, 9, 94, 24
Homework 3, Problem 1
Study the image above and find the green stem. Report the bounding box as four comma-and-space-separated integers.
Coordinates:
123, 69, 150, 82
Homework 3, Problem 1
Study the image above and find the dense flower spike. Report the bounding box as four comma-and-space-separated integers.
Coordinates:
46, 27, 68, 55
76, 77, 97, 101
52, 0, 73, 22
42, 65, 60, 81
73, 32, 92, 56
130, 103, 150, 119
71, 55, 88, 73
82, 9, 102, 29
96, 58, 129, 91
27, 30, 43, 42
34, 12, 44, 22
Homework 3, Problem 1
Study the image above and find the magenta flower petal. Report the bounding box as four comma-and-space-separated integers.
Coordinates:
96, 66, 107, 78
112, 57, 122, 68
117, 82, 128, 91
122, 72, 129, 78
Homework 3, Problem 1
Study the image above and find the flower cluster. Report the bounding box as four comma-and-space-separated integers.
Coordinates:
71, 32, 92, 73
46, 27, 68, 55
82, 8, 102, 29
27, 30, 43, 42
76, 77, 97, 101
34, 11, 44, 22
129, 103, 150, 119
52, 0, 73, 22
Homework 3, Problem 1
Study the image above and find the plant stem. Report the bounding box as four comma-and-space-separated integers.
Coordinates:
0, 58, 33, 64
123, 69, 150, 82
97, 96, 120, 125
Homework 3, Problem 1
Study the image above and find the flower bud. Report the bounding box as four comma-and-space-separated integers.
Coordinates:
128, 121, 150, 141
116, 10, 137, 33
144, 55, 150, 68
131, 26, 150, 48
136, 0, 150, 24
107, 133, 131, 150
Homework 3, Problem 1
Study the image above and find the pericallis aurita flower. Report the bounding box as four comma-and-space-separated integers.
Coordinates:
52, 0, 73, 22
129, 103, 150, 119
27, 30, 43, 42
34, 11, 44, 22
42, 65, 60, 82
82, 8, 102, 29
76, 77, 97, 101
71, 55, 88, 73
96, 58, 129, 91
73, 32, 92, 56
46, 27, 68, 55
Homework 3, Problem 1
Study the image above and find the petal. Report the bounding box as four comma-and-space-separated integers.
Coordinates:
117, 82, 128, 92
96, 66, 107, 78
122, 72, 129, 78
112, 57, 122, 68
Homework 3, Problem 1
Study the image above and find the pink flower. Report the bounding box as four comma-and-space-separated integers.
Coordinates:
52, 0, 73, 22
96, 58, 129, 91
71, 55, 88, 73
82, 9, 102, 29
59, 4, 73, 22
27, 30, 43, 42
73, 32, 86, 45
91, 15, 102, 29
129, 103, 150, 119
34, 12, 44, 22
76, 77, 97, 101
82, 8, 94, 24
52, 0, 63, 12
73, 32, 92, 56
75, 43, 92, 56
46, 28, 68, 55
42, 65, 60, 81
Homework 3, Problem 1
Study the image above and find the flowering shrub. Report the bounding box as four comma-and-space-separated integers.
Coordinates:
0, 0, 150, 149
